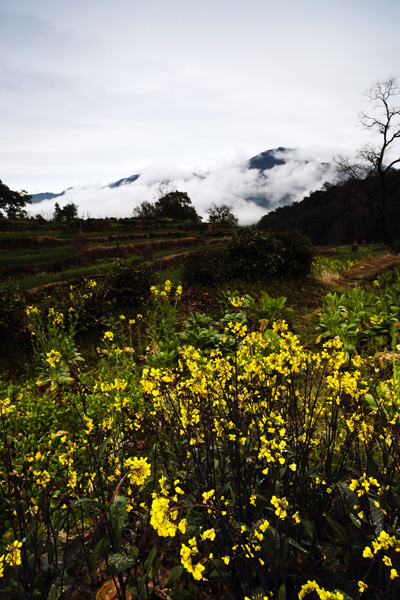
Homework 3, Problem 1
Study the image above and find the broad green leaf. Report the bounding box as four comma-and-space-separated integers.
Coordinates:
326, 515, 347, 542
168, 565, 184, 584
109, 552, 135, 574
278, 583, 286, 600
300, 517, 315, 538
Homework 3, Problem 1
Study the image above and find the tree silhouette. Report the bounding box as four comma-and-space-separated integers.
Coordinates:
336, 76, 400, 248
0, 180, 31, 218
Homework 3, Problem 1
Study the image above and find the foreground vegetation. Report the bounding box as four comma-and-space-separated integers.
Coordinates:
1, 240, 400, 599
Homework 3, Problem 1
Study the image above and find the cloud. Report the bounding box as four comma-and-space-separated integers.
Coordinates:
28, 148, 337, 225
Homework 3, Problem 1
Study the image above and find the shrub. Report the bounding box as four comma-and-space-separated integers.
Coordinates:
181, 248, 230, 287
274, 229, 315, 278
227, 226, 284, 280
0, 284, 28, 355
104, 257, 153, 306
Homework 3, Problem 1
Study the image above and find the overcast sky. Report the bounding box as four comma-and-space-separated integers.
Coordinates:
1, 0, 399, 202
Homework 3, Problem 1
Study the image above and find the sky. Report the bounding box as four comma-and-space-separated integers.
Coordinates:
1, 0, 400, 222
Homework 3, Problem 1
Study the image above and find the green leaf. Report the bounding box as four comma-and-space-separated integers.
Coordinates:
349, 512, 362, 528
287, 537, 309, 553
326, 515, 347, 542
278, 583, 286, 600
129, 545, 139, 562
144, 545, 157, 573
97, 435, 112, 463
369, 498, 385, 535
300, 517, 315, 538
90, 539, 103, 574
168, 565, 184, 584
64, 536, 84, 569
109, 552, 135, 574
47, 584, 60, 600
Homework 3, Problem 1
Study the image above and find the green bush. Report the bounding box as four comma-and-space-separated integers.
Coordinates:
181, 248, 230, 287
104, 258, 153, 306
274, 229, 315, 278
0, 284, 28, 355
227, 226, 284, 280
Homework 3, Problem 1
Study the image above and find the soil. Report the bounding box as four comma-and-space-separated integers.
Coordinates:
340, 252, 400, 286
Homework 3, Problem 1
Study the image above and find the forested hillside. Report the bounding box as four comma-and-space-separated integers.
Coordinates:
258, 170, 400, 245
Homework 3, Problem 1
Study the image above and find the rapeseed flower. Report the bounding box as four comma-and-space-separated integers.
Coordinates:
126, 456, 151, 486
5, 541, 22, 567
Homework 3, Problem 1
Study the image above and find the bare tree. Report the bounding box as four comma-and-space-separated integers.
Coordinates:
336, 76, 400, 247
152, 181, 176, 202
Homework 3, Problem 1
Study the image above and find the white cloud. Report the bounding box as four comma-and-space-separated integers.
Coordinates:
28, 148, 337, 225
2, 0, 400, 194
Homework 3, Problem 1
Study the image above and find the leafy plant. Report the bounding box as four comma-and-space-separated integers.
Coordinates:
105, 258, 153, 306
274, 229, 315, 278
227, 226, 284, 281
316, 280, 400, 357
145, 280, 182, 367
244, 290, 293, 327
181, 247, 230, 287
179, 312, 227, 356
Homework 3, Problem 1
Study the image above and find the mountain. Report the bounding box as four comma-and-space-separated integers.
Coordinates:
244, 147, 332, 209
31, 190, 66, 204
248, 146, 290, 171
107, 174, 140, 188
30, 177, 141, 203
28, 148, 336, 225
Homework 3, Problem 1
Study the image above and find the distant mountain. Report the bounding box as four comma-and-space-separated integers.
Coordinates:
248, 147, 290, 171
107, 174, 140, 188
244, 147, 332, 209
30, 176, 141, 203
28, 147, 336, 224
31, 190, 66, 204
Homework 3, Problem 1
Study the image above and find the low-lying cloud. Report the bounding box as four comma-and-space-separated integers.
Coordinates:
28, 148, 337, 225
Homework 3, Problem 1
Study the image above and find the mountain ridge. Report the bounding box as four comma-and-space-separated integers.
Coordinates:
30, 147, 320, 204
28, 147, 335, 224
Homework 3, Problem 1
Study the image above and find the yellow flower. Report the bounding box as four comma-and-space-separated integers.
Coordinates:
191, 563, 205, 580
202, 489, 215, 503
231, 297, 244, 308
358, 581, 368, 592
178, 518, 187, 534
390, 568, 398, 579
150, 495, 177, 538
46, 350, 62, 368
200, 528, 216, 541
363, 546, 374, 559
126, 456, 151, 486
5, 540, 23, 567
270, 495, 289, 519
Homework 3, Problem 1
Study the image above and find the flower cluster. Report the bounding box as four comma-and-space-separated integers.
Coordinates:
363, 530, 400, 580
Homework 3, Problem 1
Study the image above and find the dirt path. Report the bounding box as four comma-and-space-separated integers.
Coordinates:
340, 252, 400, 286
